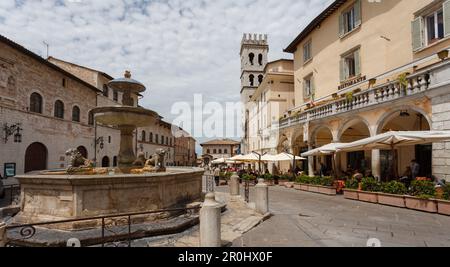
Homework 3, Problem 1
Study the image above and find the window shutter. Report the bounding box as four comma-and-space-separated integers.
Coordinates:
340, 59, 345, 81
354, 49, 361, 76
354, 0, 362, 27
311, 77, 315, 98
339, 13, 345, 37
444, 0, 450, 37
411, 17, 423, 51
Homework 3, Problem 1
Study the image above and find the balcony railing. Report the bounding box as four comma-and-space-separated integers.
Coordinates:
279, 69, 434, 129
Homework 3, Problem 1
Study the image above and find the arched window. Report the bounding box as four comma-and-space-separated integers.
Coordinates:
30, 92, 43, 114
142, 130, 146, 142
54, 100, 64, 119
258, 54, 263, 65
113, 90, 119, 102
102, 156, 110, 167
156, 134, 159, 144
102, 84, 109, 97
258, 75, 264, 85
150, 132, 153, 143
72, 106, 80, 122
249, 74, 255, 86
161, 135, 165, 145
249, 53, 255, 65
166, 137, 169, 145
113, 156, 118, 167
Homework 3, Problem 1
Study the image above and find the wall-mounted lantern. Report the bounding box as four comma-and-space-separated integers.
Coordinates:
3, 123, 22, 144
96, 136, 105, 150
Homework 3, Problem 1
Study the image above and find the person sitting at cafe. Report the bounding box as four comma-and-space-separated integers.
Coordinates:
353, 169, 364, 181
400, 166, 413, 186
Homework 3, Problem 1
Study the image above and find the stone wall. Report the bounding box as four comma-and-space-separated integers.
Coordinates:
432, 93, 450, 181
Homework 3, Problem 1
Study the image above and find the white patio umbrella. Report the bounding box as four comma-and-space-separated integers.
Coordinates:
337, 131, 450, 178
301, 143, 347, 157
211, 158, 227, 164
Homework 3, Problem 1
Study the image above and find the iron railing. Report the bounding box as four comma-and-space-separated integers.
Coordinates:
5, 206, 201, 247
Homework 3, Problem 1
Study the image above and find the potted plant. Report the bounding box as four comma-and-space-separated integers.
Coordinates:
343, 178, 359, 200
358, 177, 380, 203
405, 180, 437, 213
263, 173, 274, 186
378, 181, 407, 208
345, 92, 354, 103
438, 49, 449, 61
307, 176, 321, 193
317, 176, 337, 196
397, 73, 409, 95
294, 175, 308, 190
437, 184, 450, 216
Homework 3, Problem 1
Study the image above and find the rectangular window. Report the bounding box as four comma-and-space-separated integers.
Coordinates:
303, 75, 313, 98
113, 90, 119, 102
339, 0, 361, 37
340, 48, 361, 81
303, 40, 312, 63
426, 9, 444, 45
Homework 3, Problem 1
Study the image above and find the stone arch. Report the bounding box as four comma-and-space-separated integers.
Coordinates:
30, 92, 43, 114
375, 106, 431, 134
249, 53, 255, 65
338, 116, 372, 140
277, 134, 290, 153
54, 99, 65, 119
102, 156, 110, 168
72, 105, 81, 122
309, 125, 335, 144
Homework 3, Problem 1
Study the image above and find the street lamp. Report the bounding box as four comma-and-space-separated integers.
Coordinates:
96, 137, 104, 150
3, 123, 23, 144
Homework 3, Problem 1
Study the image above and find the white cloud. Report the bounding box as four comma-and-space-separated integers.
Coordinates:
0, 0, 332, 153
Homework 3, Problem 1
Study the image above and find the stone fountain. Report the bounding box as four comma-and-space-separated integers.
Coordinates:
11, 71, 204, 230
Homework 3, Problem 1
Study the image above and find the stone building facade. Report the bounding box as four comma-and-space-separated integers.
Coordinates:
274, 0, 450, 181
200, 139, 241, 160
174, 128, 197, 166
0, 35, 194, 176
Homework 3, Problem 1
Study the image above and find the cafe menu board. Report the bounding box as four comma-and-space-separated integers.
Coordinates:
4, 163, 16, 178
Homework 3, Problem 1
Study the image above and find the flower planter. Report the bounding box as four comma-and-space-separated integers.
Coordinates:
404, 196, 437, 213
358, 191, 378, 204
437, 199, 450, 216
343, 189, 359, 200
308, 185, 320, 193
294, 183, 302, 190
317, 185, 337, 196
278, 180, 289, 186
377, 193, 406, 208
284, 182, 295, 189
300, 184, 309, 191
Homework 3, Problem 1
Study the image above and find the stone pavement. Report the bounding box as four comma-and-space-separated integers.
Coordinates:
143, 192, 268, 247
216, 186, 450, 247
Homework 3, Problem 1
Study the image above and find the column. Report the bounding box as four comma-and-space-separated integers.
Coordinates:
308, 145, 314, 177
199, 193, 222, 247
255, 179, 269, 215
229, 173, 240, 196
372, 149, 381, 180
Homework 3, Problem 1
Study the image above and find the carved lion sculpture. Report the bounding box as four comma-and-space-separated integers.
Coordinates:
65, 148, 94, 174
145, 149, 167, 172
133, 152, 147, 167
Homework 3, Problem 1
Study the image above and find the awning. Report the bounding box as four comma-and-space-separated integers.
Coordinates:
261, 153, 306, 162
301, 143, 347, 157
337, 131, 450, 152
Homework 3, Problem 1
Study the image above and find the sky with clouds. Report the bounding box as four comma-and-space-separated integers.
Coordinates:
0, 0, 332, 153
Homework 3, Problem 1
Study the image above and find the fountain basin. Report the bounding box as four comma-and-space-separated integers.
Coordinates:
12, 168, 204, 229
91, 106, 159, 127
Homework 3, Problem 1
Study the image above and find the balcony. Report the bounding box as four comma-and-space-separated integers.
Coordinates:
279, 60, 450, 129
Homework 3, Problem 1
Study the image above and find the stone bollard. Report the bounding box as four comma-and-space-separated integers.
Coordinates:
255, 179, 269, 215
199, 193, 222, 247
0, 221, 7, 247
229, 173, 240, 196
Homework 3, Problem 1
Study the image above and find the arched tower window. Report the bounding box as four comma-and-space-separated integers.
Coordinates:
258, 54, 263, 65
258, 75, 264, 85
249, 74, 255, 86
249, 53, 255, 65
150, 132, 153, 143
72, 106, 80, 122
30, 92, 43, 114
142, 130, 146, 142
54, 100, 64, 119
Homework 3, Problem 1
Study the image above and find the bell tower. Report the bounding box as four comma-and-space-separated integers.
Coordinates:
240, 33, 269, 154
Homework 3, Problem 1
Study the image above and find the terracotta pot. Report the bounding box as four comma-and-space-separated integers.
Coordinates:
343, 189, 359, 200
404, 196, 438, 213
317, 185, 337, 196
294, 183, 302, 190
300, 184, 309, 191
308, 185, 320, 193
438, 50, 449, 60
437, 199, 450, 216
377, 193, 406, 208
358, 191, 378, 203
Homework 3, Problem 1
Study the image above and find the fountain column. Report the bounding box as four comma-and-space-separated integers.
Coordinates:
118, 125, 137, 167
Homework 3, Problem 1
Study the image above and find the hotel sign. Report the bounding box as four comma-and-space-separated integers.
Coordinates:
338, 75, 366, 90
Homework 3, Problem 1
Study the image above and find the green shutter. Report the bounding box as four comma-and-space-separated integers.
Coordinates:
339, 13, 344, 37
354, 0, 362, 27
340, 59, 345, 81
444, 0, 450, 37
354, 49, 361, 76
411, 17, 423, 51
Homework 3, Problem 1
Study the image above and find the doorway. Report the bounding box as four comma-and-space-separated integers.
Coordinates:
25, 142, 48, 173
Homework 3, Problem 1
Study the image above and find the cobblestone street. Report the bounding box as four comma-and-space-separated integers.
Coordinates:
216, 186, 450, 247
